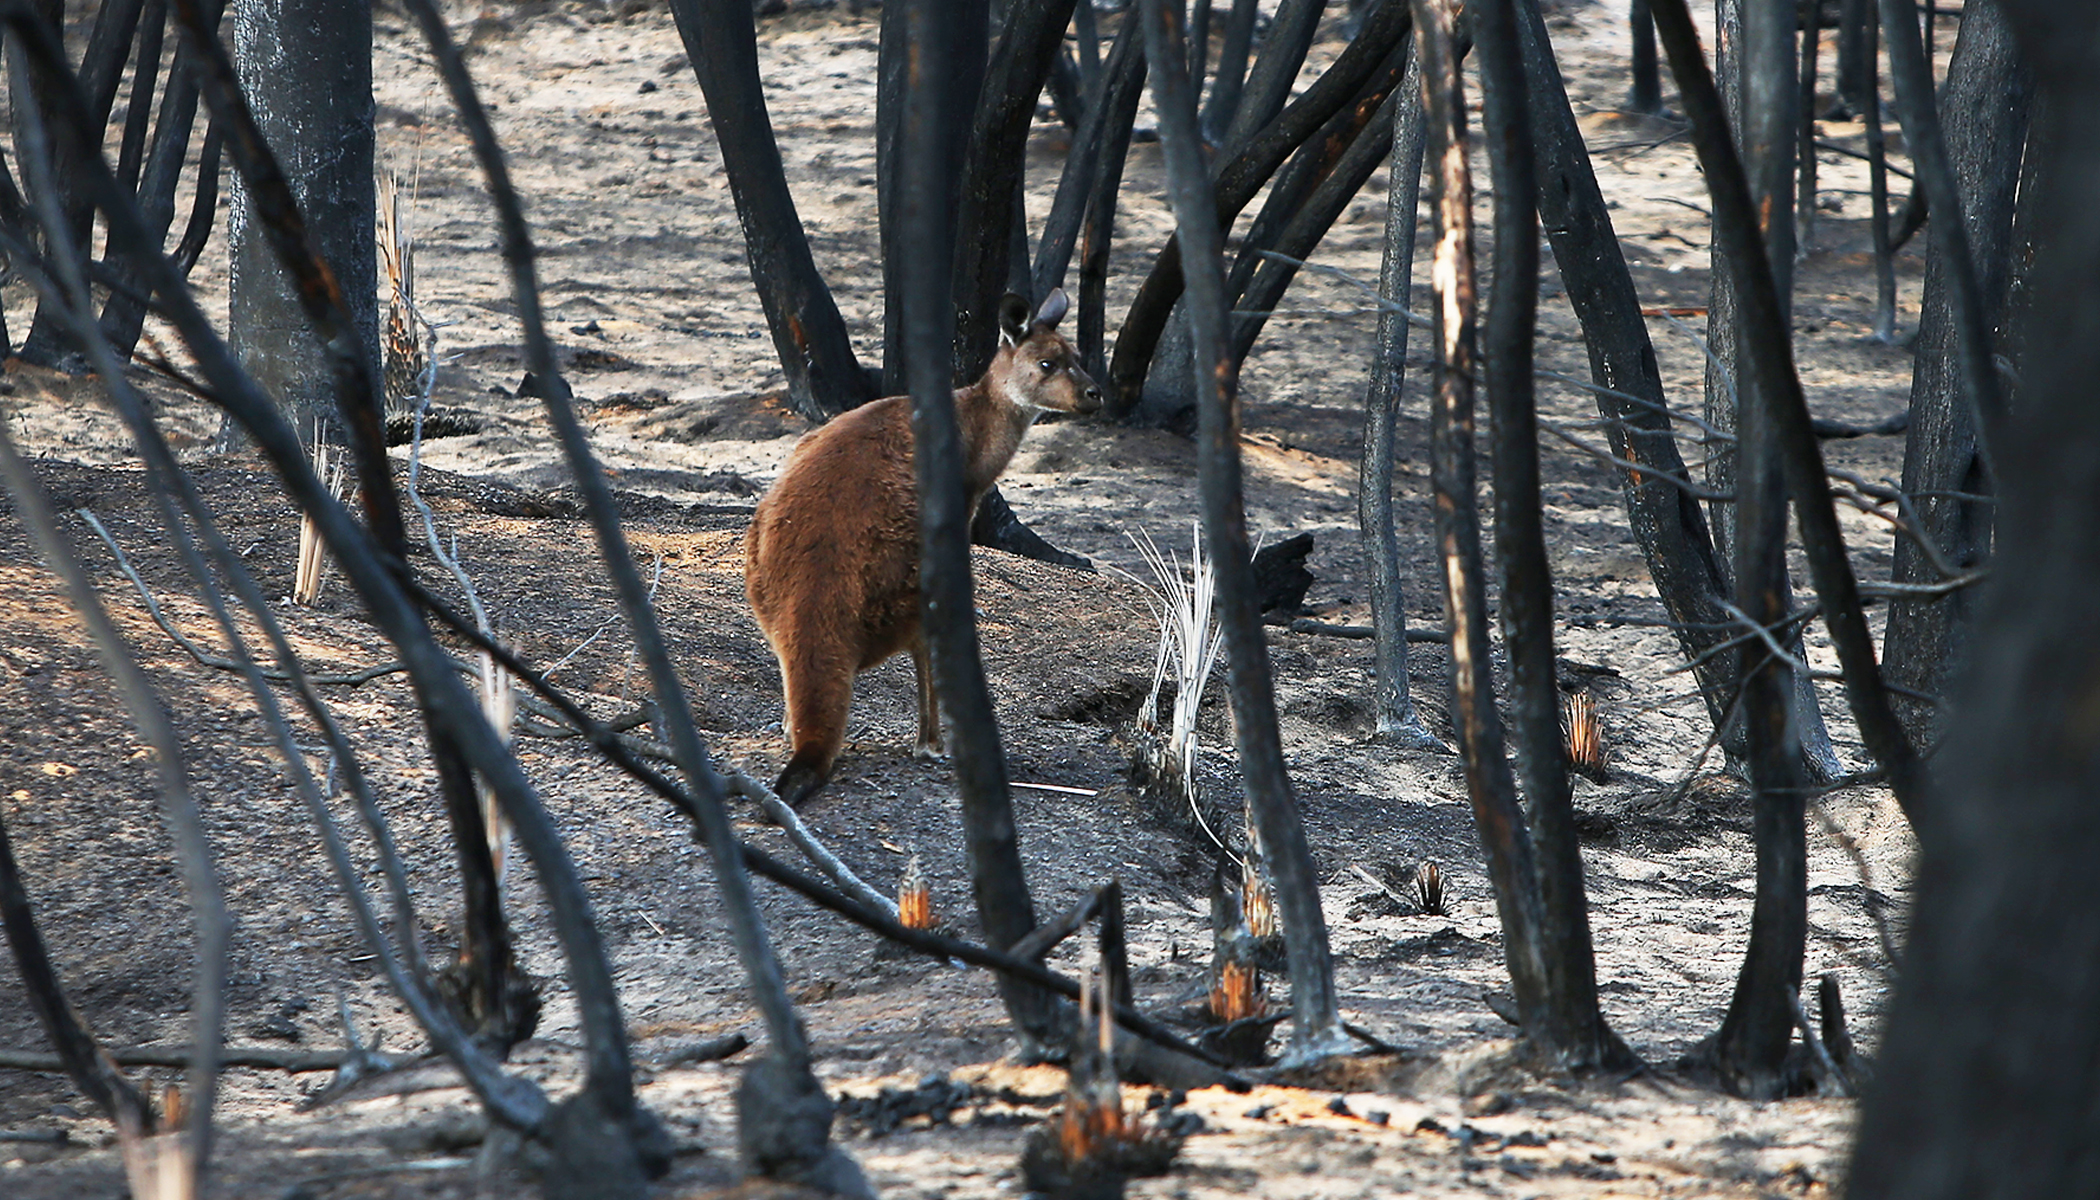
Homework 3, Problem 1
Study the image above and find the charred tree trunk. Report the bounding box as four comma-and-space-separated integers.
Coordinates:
899, 0, 1062, 1054
428, 711, 538, 1056
1360, 41, 1444, 749
1110, 0, 1414, 423
100, 0, 213, 360
1880, 0, 2027, 750
1861, 10, 1897, 338
1876, 0, 2011, 489
1834, 0, 1871, 117
12, 0, 147, 368
1076, 13, 1148, 379
1847, 7, 2100, 1191
1477, 0, 1625, 1071
1412, 0, 1564, 1057
113, 0, 165, 193
950, 0, 1081, 380
1143, 0, 1350, 1066
1514, 0, 1741, 754
1216, 0, 1328, 150
1702, 0, 1843, 780
1200, 0, 1259, 139
1651, 0, 1926, 816
1629, 0, 1660, 112
1796, 0, 1819, 250
1033, 8, 1143, 300
876, 0, 987, 393
225, 0, 376, 444
673, 0, 874, 420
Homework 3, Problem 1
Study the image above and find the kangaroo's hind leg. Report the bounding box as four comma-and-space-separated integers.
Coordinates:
911, 637, 945, 760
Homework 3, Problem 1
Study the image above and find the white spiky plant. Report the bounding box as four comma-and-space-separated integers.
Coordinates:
1125, 523, 1225, 833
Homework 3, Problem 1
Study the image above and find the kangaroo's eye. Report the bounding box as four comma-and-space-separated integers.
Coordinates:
1038, 359, 1055, 373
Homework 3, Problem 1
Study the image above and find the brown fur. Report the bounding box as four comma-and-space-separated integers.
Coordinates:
745, 290, 1101, 807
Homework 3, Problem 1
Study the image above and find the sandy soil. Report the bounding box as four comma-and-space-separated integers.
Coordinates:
0, 0, 1939, 1194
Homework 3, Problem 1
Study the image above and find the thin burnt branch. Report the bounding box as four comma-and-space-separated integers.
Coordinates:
2, 44, 227, 1171
398, 3, 833, 1186
0, 806, 156, 1134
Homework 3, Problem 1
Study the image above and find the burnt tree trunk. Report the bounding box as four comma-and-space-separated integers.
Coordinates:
1412, 0, 1565, 1058
1847, 6, 2100, 1191
1880, 0, 2027, 750
1111, 0, 1414, 424
1477, 0, 1627, 1071
1360, 39, 1444, 749
226, 0, 376, 444
1878, 0, 2007, 458
1143, 0, 1350, 1067
674, 0, 874, 420
1702, 0, 1843, 779
1834, 0, 1871, 117
1652, 0, 1926, 815
898, 0, 1062, 1054
876, 0, 986, 394
950, 0, 1080, 380
100, 0, 214, 360
1514, 0, 1741, 756
12, 0, 148, 368
1076, 11, 1148, 379
1200, 0, 1260, 139
1629, 0, 1660, 112
1033, 9, 1143, 299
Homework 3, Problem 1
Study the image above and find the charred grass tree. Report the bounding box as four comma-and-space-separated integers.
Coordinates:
1847, 6, 2100, 1191
1408, 0, 1623, 1072
1141, 0, 1352, 1067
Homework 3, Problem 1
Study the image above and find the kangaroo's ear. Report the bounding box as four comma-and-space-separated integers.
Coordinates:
1032, 287, 1070, 331
998, 293, 1032, 346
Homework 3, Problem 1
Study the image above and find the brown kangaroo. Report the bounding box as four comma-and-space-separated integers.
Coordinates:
745, 289, 1101, 808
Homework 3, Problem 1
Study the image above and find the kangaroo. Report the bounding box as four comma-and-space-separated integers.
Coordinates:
745, 288, 1101, 808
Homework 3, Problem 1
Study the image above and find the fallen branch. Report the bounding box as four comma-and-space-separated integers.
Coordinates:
0, 1045, 350, 1074
1289, 617, 1446, 642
